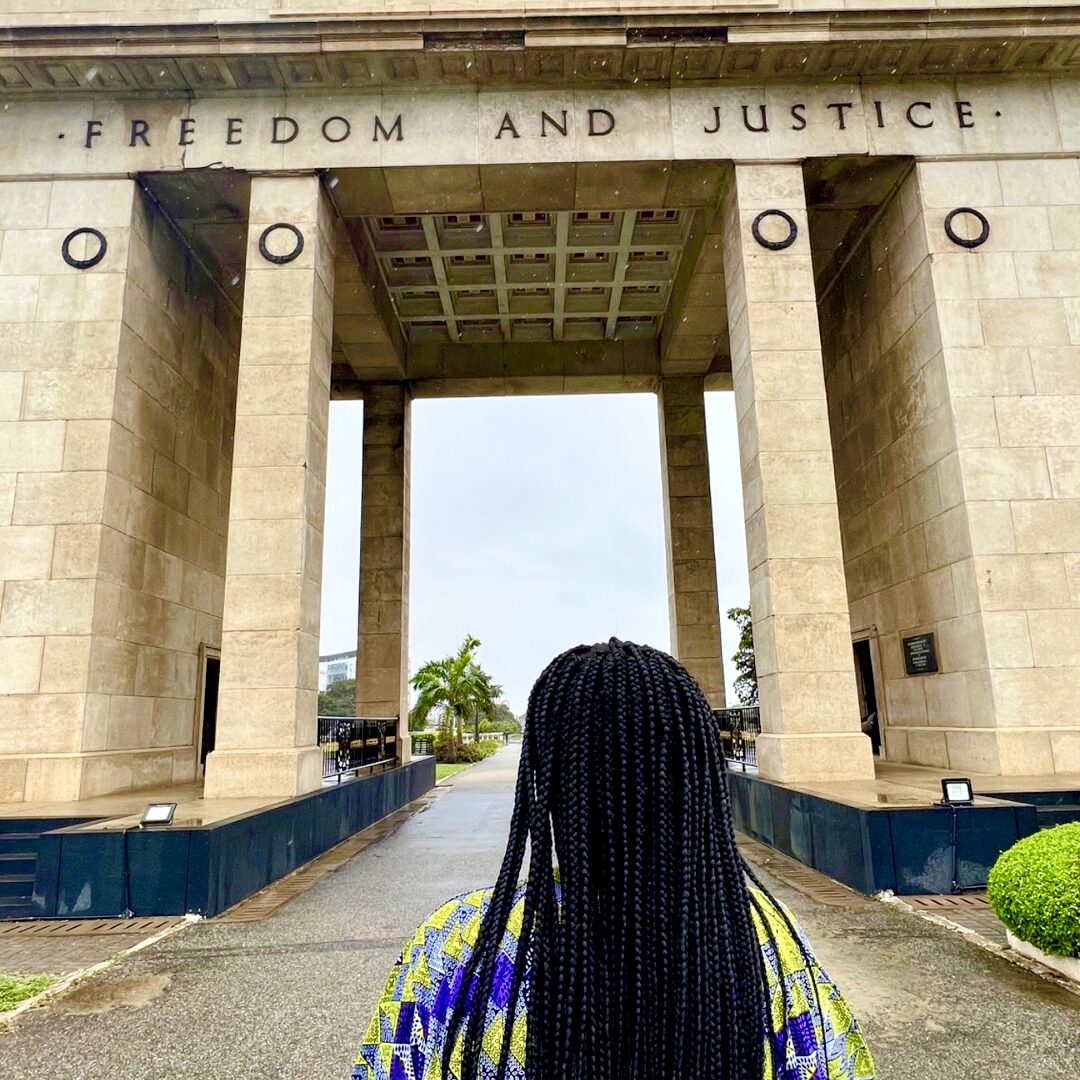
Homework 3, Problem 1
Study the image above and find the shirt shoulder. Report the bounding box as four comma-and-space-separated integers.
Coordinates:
417, 888, 494, 979
353, 886, 529, 1080
748, 888, 876, 1080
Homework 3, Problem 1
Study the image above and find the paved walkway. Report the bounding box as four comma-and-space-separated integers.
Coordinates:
2, 745, 1078, 1079
0, 920, 177, 976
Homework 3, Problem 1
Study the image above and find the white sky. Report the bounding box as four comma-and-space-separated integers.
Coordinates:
320, 393, 749, 714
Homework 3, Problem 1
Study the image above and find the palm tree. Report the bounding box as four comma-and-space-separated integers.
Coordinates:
409, 635, 502, 761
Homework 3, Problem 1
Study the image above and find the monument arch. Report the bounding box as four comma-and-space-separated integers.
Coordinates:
1, 3, 1079, 813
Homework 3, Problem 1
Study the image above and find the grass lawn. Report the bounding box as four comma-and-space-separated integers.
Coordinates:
0, 972, 56, 1013
435, 763, 471, 781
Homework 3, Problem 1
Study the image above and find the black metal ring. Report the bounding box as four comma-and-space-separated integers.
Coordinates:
258, 223, 304, 265
751, 209, 798, 251
944, 207, 990, 249
61, 227, 107, 270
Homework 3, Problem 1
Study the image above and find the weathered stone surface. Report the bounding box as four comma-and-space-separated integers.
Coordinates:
205, 174, 334, 800
724, 162, 874, 783
823, 158, 1080, 776
0, 176, 238, 800
658, 377, 725, 706
355, 382, 411, 758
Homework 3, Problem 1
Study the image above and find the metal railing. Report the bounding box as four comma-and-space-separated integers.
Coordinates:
410, 730, 512, 756
318, 715, 397, 782
473, 731, 512, 744
714, 706, 760, 770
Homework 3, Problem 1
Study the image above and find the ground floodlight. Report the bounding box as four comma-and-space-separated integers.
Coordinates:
140, 802, 177, 827
940, 778, 974, 806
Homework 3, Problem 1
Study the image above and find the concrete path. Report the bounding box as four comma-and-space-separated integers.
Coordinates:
2, 745, 1078, 1079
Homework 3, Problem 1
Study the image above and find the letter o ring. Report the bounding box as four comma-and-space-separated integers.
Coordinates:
944, 207, 990, 250
258, 223, 305, 265
61, 227, 107, 270
751, 209, 798, 251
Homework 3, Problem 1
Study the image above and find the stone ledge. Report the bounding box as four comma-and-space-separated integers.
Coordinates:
202, 745, 323, 799
1007, 929, 1080, 985
3, 12, 1080, 93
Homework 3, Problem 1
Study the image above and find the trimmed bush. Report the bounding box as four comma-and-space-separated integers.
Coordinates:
433, 732, 499, 765
457, 740, 498, 764
987, 822, 1080, 959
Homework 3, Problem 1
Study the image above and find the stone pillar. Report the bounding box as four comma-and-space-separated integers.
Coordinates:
355, 383, 411, 762
658, 376, 726, 707
721, 163, 875, 783
0, 178, 136, 802
915, 158, 1080, 774
204, 175, 335, 798
0, 178, 240, 803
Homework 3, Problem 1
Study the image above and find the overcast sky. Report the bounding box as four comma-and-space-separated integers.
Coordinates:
320, 393, 749, 714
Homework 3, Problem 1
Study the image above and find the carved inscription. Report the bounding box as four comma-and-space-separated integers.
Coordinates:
76, 98, 990, 151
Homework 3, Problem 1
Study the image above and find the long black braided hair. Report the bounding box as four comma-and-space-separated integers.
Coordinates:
444, 639, 824, 1080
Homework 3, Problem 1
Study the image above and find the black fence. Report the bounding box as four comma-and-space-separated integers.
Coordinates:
410, 730, 511, 756
318, 716, 397, 782
714, 706, 760, 770
466, 731, 512, 746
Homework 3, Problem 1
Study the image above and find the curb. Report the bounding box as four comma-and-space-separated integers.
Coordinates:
878, 892, 1080, 1000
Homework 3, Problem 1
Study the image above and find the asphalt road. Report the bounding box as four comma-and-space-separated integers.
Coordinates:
2, 744, 1077, 1079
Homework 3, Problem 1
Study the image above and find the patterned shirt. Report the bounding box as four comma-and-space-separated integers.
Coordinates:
353, 882, 875, 1080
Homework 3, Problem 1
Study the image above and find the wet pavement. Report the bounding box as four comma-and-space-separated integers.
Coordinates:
0, 918, 182, 978
1, 744, 1077, 1079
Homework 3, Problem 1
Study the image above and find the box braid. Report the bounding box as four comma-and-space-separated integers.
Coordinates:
444, 639, 825, 1080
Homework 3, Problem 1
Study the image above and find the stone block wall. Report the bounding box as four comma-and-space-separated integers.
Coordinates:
722, 163, 874, 783
0, 179, 239, 801
821, 167, 958, 769
658, 376, 727, 708
355, 382, 410, 730
821, 158, 1080, 775
925, 158, 1080, 774
203, 174, 333, 799
0, 1, 1071, 25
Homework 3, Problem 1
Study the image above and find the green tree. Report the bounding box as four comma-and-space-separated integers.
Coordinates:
727, 606, 758, 706
479, 701, 522, 735
409, 635, 503, 761
318, 676, 356, 717
407, 698, 430, 733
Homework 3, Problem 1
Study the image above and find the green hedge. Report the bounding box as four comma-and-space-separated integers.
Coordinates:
433, 732, 499, 764
987, 822, 1080, 959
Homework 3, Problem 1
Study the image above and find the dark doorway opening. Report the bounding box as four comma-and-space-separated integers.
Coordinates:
199, 653, 221, 768
853, 639, 881, 755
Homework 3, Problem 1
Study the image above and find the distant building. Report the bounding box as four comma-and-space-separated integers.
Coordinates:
319, 650, 357, 693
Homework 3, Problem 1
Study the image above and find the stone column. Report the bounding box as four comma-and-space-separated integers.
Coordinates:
204, 175, 335, 798
658, 376, 726, 707
721, 163, 875, 783
0, 177, 241, 803
0, 178, 137, 802
355, 383, 411, 762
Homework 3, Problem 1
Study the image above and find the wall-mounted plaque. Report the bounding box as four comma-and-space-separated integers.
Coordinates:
902, 633, 939, 676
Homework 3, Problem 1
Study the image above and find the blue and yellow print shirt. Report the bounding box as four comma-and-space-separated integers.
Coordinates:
353, 882, 875, 1080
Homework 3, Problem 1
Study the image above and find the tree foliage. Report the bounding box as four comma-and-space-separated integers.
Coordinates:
480, 700, 522, 734
727, 606, 758, 706
318, 676, 356, 717
409, 635, 503, 761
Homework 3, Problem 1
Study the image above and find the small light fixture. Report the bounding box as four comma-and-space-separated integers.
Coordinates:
940, 778, 974, 806
140, 802, 177, 827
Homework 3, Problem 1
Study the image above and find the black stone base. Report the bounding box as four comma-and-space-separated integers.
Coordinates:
724, 768, 1076, 895
16, 758, 435, 919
